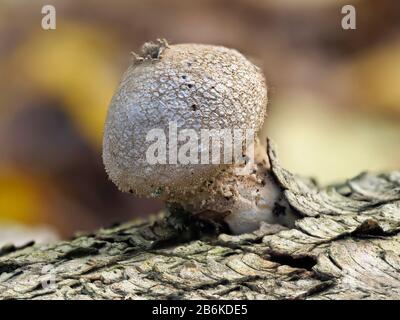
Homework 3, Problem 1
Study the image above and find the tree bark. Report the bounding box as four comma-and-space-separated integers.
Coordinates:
0, 140, 399, 300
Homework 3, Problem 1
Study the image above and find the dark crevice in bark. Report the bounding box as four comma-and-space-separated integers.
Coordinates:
267, 253, 317, 271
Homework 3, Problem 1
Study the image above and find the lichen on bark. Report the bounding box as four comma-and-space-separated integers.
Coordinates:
0, 140, 399, 300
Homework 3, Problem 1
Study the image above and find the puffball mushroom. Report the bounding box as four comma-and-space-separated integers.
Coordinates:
103, 39, 297, 234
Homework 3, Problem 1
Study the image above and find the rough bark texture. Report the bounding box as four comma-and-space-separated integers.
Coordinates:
1, 140, 399, 300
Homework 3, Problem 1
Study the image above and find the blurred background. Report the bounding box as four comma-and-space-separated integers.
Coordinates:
0, 0, 399, 242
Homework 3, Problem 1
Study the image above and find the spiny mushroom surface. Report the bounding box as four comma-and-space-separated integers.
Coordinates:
103, 40, 298, 234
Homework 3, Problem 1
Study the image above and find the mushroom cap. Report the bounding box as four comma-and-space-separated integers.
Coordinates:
103, 41, 267, 198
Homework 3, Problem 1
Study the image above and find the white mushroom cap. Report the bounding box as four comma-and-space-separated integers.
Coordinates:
103, 40, 267, 200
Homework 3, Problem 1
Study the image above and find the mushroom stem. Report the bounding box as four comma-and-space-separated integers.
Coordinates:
166, 140, 298, 234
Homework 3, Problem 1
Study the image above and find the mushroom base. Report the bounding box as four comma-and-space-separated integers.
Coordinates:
166, 142, 299, 234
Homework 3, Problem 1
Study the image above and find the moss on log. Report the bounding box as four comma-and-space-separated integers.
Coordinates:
0, 140, 399, 300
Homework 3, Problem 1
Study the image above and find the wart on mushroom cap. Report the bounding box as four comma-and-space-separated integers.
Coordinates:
103, 39, 298, 234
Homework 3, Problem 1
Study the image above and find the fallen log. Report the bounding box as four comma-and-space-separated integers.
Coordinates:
0, 140, 399, 300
